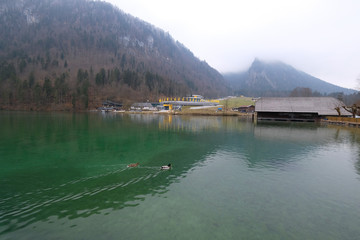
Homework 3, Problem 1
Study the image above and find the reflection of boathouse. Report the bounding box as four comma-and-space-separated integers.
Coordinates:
255, 97, 351, 122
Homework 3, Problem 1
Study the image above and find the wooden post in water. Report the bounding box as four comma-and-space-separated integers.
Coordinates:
253, 112, 257, 124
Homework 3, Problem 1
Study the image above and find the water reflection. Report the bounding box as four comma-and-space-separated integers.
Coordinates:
98, 113, 360, 175
101, 112, 252, 133
235, 122, 360, 169
0, 157, 207, 234
1, 166, 164, 234
255, 122, 359, 144
1, 112, 360, 237
0, 113, 226, 234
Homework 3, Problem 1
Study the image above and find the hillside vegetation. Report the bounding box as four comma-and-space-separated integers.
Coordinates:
220, 97, 254, 109
0, 0, 228, 111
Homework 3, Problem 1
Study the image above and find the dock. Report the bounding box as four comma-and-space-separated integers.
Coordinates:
322, 116, 360, 127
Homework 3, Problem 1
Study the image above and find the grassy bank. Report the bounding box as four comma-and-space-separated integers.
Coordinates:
219, 97, 254, 110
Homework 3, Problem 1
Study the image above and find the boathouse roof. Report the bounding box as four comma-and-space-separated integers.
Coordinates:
255, 97, 351, 116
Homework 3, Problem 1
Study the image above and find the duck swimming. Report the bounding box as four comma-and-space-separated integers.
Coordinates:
127, 163, 139, 167
161, 164, 171, 170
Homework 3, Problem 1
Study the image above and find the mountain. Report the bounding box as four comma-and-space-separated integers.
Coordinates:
0, 0, 228, 110
224, 59, 356, 97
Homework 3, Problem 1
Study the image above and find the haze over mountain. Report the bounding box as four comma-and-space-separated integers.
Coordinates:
0, 0, 227, 110
1, 0, 358, 111
224, 59, 356, 97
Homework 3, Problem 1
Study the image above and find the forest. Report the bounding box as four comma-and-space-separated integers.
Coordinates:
0, 59, 190, 110
1, 0, 358, 111
0, 0, 227, 110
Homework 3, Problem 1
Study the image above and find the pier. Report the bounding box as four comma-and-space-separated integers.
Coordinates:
322, 116, 360, 127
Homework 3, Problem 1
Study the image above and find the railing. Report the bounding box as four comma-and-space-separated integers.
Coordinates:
159, 97, 220, 103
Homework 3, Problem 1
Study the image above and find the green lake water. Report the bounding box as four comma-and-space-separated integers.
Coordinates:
1, 111, 360, 239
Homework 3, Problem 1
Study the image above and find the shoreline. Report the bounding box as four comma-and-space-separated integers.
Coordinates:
101, 109, 254, 117
0, 108, 253, 118
3, 109, 360, 128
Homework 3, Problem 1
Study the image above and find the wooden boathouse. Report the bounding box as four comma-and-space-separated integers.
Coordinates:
255, 97, 351, 122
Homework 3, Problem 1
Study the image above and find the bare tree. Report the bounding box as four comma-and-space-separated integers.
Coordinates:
334, 106, 341, 116
342, 104, 360, 118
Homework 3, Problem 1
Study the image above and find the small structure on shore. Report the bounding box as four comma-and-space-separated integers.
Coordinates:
159, 95, 219, 111
255, 97, 351, 122
98, 100, 123, 112
130, 102, 156, 111
233, 105, 255, 113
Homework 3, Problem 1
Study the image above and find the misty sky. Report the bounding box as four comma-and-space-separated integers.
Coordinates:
105, 0, 360, 89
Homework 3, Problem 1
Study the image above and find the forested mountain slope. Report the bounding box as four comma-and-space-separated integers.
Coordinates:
0, 0, 228, 110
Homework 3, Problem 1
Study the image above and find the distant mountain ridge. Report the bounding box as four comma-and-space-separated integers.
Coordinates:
224, 59, 356, 97
0, 0, 227, 110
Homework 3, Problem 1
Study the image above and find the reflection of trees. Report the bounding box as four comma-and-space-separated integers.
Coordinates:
1, 142, 219, 234
1, 166, 165, 234
157, 115, 252, 133
346, 127, 360, 176
326, 124, 360, 176
97, 114, 360, 174
1, 113, 233, 235
355, 156, 360, 176
2, 113, 360, 236
102, 113, 253, 134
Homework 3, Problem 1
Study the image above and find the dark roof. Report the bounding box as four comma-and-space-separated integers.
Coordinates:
255, 97, 351, 116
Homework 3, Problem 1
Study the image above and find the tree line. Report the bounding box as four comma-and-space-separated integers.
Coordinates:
289, 87, 360, 106
0, 61, 189, 110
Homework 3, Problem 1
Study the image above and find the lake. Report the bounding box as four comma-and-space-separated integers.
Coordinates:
1, 111, 360, 240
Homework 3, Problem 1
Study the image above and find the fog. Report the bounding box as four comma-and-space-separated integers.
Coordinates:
106, 0, 360, 89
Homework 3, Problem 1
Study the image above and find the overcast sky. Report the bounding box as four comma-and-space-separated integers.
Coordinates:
105, 0, 360, 89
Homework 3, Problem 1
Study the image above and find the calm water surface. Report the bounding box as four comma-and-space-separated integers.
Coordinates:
1, 112, 360, 239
